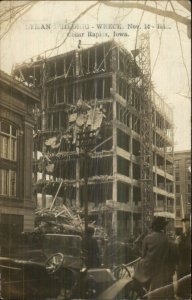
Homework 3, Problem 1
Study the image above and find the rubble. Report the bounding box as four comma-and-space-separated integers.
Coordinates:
34, 204, 108, 240
35, 205, 84, 235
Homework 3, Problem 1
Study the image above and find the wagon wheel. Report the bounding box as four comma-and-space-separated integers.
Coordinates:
45, 252, 64, 274
113, 264, 131, 279
124, 279, 147, 300
125, 287, 141, 300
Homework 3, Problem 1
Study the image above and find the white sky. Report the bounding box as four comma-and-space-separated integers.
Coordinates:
0, 1, 191, 151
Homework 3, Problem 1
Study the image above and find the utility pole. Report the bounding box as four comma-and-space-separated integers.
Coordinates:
77, 129, 96, 236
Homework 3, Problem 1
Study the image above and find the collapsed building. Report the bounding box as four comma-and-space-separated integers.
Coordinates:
12, 37, 175, 238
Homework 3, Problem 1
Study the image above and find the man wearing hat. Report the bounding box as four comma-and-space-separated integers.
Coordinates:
176, 214, 191, 299
133, 216, 178, 299
82, 226, 101, 268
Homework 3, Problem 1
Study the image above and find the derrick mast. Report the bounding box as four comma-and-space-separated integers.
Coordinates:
138, 33, 154, 232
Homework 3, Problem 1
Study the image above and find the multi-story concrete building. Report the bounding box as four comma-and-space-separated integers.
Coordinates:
0, 71, 39, 252
174, 150, 191, 232
13, 40, 175, 238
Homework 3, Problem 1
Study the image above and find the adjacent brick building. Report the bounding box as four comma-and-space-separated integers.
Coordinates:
174, 150, 191, 232
0, 71, 39, 251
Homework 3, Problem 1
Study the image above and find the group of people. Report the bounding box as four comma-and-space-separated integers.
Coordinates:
83, 215, 191, 300
132, 215, 191, 299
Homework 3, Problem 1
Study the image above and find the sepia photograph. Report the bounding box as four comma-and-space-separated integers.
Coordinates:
0, 1, 191, 299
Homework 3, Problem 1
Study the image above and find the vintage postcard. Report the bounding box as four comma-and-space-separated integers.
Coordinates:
0, 1, 191, 299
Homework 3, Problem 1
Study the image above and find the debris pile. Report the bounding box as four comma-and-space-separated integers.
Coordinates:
34, 205, 84, 235
33, 204, 108, 241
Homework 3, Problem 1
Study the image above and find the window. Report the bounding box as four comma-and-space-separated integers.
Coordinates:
167, 184, 173, 193
187, 171, 191, 180
96, 79, 103, 99
0, 122, 17, 161
117, 181, 129, 203
47, 88, 55, 107
117, 156, 130, 177
174, 160, 180, 169
0, 122, 17, 198
185, 159, 191, 180
176, 209, 181, 218
0, 169, 16, 197
117, 128, 130, 152
176, 197, 181, 206
10, 171, 16, 196
56, 86, 64, 103
175, 172, 180, 181
176, 184, 180, 193
185, 158, 191, 167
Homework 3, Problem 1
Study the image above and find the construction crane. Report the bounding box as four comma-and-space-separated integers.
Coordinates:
138, 32, 154, 232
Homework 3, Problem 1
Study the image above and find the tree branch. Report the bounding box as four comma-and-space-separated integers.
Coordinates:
151, 1, 169, 76
0, 2, 37, 40
170, 1, 190, 95
176, 0, 191, 12
34, 1, 99, 59
0, 2, 31, 18
101, 1, 190, 26
135, 0, 147, 49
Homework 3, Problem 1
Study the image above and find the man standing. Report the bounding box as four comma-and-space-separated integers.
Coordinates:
176, 214, 191, 299
133, 216, 178, 299
83, 226, 101, 268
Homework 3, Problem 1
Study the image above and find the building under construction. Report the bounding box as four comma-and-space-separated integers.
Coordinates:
13, 37, 175, 238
